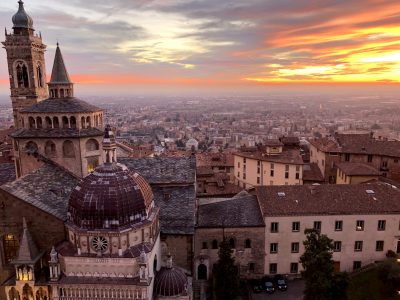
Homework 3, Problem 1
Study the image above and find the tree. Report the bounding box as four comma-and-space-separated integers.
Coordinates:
213, 238, 239, 300
300, 229, 349, 300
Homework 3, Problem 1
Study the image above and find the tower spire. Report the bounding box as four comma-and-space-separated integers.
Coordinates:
48, 43, 74, 98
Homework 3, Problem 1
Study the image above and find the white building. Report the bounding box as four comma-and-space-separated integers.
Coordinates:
256, 184, 400, 276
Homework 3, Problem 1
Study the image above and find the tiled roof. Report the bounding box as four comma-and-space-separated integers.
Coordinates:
152, 186, 196, 234
309, 137, 340, 152
11, 127, 103, 138
119, 157, 196, 184
235, 148, 303, 165
0, 163, 16, 185
1, 163, 79, 220
197, 193, 265, 228
20, 97, 102, 113
337, 162, 380, 176
336, 133, 400, 157
302, 163, 324, 182
256, 184, 400, 217
196, 153, 234, 167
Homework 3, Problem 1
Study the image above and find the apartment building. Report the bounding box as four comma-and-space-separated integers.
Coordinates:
234, 140, 303, 188
256, 184, 400, 276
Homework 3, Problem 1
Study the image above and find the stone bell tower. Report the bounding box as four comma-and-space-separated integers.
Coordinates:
2, 0, 48, 128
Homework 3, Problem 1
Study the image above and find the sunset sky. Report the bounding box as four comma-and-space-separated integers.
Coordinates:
1, 0, 400, 95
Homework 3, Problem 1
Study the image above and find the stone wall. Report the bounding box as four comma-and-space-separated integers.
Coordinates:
194, 227, 265, 280
160, 234, 193, 273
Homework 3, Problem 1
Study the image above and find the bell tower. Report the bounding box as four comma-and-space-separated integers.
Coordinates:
2, 1, 48, 128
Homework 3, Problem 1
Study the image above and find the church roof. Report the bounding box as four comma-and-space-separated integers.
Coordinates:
197, 193, 265, 228
154, 266, 188, 297
12, 218, 43, 264
0, 163, 16, 185
20, 97, 101, 113
11, 127, 103, 139
49, 43, 71, 84
1, 163, 79, 220
152, 185, 196, 234
119, 157, 196, 184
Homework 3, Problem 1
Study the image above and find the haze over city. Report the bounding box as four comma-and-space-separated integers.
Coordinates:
1, 0, 400, 97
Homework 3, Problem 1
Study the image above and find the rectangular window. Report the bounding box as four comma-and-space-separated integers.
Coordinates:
291, 242, 299, 253
243, 173, 246, 180
292, 222, 300, 232
202, 242, 208, 249
243, 158, 246, 163
368, 155, 373, 163
270, 170, 274, 177
249, 263, 255, 271
314, 221, 321, 231
356, 220, 364, 231
257, 160, 261, 166
271, 222, 279, 233
354, 241, 363, 252
295, 172, 300, 179
345, 153, 350, 161
376, 241, 384, 251
257, 167, 261, 174
285, 171, 289, 179
290, 263, 298, 274
270, 243, 278, 253
271, 163, 274, 169
296, 165, 300, 172
257, 177, 260, 184
238, 162, 240, 168
378, 220, 386, 231
333, 241, 342, 252
335, 220, 343, 231
353, 261, 361, 270
237, 172, 240, 178
269, 263, 277, 274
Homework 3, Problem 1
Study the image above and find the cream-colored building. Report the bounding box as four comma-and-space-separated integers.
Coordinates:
234, 140, 303, 188
256, 184, 400, 276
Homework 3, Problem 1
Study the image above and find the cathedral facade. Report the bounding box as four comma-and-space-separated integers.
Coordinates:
1, 2, 192, 300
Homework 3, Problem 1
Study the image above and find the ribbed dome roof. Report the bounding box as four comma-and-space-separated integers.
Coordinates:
12, 1, 33, 29
68, 163, 154, 230
154, 267, 188, 297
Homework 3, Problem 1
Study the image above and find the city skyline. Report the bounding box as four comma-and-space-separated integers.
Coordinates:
1, 0, 400, 96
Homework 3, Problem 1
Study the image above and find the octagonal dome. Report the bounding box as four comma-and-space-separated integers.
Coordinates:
154, 266, 188, 297
68, 163, 153, 230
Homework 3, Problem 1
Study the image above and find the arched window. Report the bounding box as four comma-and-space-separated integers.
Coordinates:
212, 240, 218, 249
81, 116, 86, 129
28, 116, 35, 129
8, 287, 19, 300
86, 139, 99, 151
25, 141, 38, 153
63, 140, 75, 158
229, 238, 235, 249
37, 65, 43, 88
45, 116, 52, 128
245, 239, 251, 248
62, 116, 69, 128
198, 264, 207, 280
153, 255, 158, 273
53, 117, 60, 128
3, 234, 19, 263
45, 140, 56, 157
86, 116, 91, 128
36, 117, 43, 129
16, 61, 29, 88
70, 116, 76, 129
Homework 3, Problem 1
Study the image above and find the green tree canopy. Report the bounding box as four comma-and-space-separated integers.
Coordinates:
214, 238, 239, 300
300, 228, 349, 300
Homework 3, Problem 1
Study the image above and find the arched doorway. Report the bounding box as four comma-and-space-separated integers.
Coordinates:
198, 264, 207, 280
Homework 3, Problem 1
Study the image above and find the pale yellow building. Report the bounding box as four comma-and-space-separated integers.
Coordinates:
336, 162, 380, 184
234, 140, 303, 188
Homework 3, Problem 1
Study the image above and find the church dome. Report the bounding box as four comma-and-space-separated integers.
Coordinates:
12, 1, 33, 29
154, 266, 188, 297
68, 163, 154, 230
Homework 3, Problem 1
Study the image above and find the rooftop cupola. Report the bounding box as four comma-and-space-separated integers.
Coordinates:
103, 124, 117, 163
12, 1, 34, 35
48, 43, 74, 98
